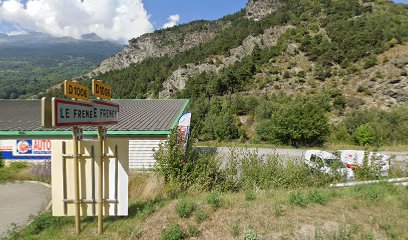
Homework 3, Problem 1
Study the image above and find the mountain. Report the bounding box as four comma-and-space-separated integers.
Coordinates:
0, 32, 124, 99
55, 0, 408, 145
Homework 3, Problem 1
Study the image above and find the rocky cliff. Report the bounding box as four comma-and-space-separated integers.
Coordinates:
245, 0, 282, 20
159, 26, 291, 98
89, 21, 224, 76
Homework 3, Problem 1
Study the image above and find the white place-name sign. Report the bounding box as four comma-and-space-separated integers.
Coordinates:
52, 98, 119, 127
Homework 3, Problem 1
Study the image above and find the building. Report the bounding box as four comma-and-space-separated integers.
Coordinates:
0, 99, 189, 169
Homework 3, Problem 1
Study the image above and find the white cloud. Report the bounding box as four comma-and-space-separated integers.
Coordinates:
7, 29, 27, 35
0, 0, 154, 42
162, 14, 180, 29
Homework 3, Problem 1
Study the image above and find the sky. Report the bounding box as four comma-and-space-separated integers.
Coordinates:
0, 0, 406, 42
0, 0, 247, 42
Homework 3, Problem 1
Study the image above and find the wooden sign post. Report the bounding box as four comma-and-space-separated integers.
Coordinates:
42, 80, 118, 235
92, 79, 113, 234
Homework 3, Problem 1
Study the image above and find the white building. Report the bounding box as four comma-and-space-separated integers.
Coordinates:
0, 99, 189, 169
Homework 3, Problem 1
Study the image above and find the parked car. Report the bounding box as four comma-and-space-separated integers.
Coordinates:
338, 150, 390, 177
304, 150, 351, 178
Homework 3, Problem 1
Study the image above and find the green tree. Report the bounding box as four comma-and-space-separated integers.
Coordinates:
256, 97, 329, 146
353, 123, 378, 147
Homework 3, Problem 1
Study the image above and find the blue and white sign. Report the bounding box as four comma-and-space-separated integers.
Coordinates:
0, 139, 52, 161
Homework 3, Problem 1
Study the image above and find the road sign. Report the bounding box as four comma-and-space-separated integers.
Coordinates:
64, 80, 89, 100
93, 80, 112, 100
51, 98, 119, 127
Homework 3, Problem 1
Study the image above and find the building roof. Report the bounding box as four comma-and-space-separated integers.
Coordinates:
0, 99, 189, 136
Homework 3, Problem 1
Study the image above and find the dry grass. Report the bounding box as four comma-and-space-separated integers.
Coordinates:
10, 173, 408, 240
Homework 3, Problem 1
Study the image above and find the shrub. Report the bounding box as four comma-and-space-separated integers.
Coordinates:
353, 158, 382, 181
155, 130, 224, 192
161, 223, 184, 240
288, 192, 309, 207
207, 191, 222, 209
255, 96, 329, 146
235, 150, 334, 190
9, 161, 28, 170
175, 198, 196, 218
353, 123, 379, 147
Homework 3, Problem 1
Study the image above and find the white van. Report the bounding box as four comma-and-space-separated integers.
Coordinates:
338, 150, 390, 177
304, 150, 351, 177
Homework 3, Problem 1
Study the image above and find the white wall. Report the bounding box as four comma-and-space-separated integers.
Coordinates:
129, 138, 166, 169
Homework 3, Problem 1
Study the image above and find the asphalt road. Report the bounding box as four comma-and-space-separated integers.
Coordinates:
214, 147, 408, 164
0, 182, 50, 237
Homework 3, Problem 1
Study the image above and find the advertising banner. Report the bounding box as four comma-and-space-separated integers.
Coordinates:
177, 112, 192, 150
0, 140, 52, 160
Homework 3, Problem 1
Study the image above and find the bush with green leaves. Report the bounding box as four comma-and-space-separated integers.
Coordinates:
331, 106, 408, 146
255, 96, 329, 146
235, 150, 334, 190
353, 123, 379, 147
154, 130, 224, 191
353, 155, 382, 181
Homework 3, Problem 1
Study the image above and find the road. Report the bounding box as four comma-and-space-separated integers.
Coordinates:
213, 147, 408, 164
0, 182, 50, 237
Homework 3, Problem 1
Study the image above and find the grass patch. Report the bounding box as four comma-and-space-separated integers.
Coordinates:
245, 189, 257, 201
187, 224, 200, 237
161, 223, 185, 240
10, 173, 408, 239
0, 161, 51, 184
230, 220, 241, 237
273, 204, 283, 217
207, 190, 222, 209
175, 197, 197, 218
194, 208, 208, 223
307, 189, 330, 205
244, 229, 263, 240
288, 191, 309, 207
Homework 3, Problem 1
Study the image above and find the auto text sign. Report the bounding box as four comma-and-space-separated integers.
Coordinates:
52, 98, 119, 127
13, 139, 52, 156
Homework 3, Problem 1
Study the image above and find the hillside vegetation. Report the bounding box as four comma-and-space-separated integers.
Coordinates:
48, 0, 408, 147
0, 33, 123, 99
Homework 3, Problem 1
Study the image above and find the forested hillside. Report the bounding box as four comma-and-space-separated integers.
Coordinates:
0, 32, 123, 99
53, 0, 408, 147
